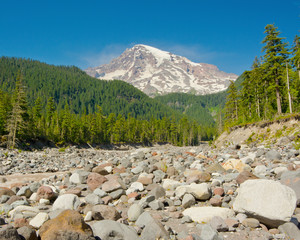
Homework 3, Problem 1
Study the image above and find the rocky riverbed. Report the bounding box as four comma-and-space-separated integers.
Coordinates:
0, 142, 299, 240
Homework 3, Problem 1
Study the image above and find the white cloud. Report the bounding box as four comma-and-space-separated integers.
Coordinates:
78, 42, 236, 72
81, 44, 129, 68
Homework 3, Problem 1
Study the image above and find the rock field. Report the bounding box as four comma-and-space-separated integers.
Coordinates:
0, 141, 299, 240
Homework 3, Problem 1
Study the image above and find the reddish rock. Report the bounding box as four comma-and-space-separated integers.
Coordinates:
36, 186, 55, 201
0, 187, 15, 197
152, 152, 158, 156
269, 228, 280, 235
87, 173, 107, 191
236, 171, 259, 185
39, 210, 93, 240
127, 192, 141, 200
14, 218, 29, 228
102, 195, 113, 205
6, 195, 23, 205
101, 177, 124, 193
209, 197, 222, 207
137, 177, 153, 185
113, 166, 126, 174
92, 205, 121, 221
92, 164, 111, 175
10, 183, 27, 189
225, 218, 239, 228
226, 189, 234, 195
65, 188, 82, 196
186, 171, 211, 184
213, 187, 225, 196
185, 152, 196, 157
169, 212, 183, 219
167, 167, 178, 177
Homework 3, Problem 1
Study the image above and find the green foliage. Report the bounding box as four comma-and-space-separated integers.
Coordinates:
224, 24, 300, 129
0, 57, 217, 147
0, 57, 182, 121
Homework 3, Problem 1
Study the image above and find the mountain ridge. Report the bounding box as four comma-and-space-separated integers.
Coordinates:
85, 44, 238, 96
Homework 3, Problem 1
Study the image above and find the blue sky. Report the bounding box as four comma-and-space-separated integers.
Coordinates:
0, 0, 299, 75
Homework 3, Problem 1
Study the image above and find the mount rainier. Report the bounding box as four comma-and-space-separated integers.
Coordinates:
85, 44, 238, 96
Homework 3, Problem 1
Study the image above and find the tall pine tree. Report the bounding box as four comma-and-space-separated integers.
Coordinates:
261, 24, 289, 114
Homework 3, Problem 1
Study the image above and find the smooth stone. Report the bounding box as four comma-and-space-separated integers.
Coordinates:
242, 218, 260, 228
52, 194, 81, 211
210, 216, 229, 232
233, 179, 297, 228
17, 226, 38, 240
278, 222, 300, 240
182, 193, 196, 208
29, 212, 49, 229
183, 207, 235, 223
90, 220, 139, 240
266, 150, 281, 160
128, 203, 144, 222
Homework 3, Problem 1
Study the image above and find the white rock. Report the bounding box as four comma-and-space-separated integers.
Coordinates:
84, 211, 93, 222
69, 172, 82, 184
233, 179, 297, 227
9, 206, 39, 219
39, 199, 50, 205
188, 183, 211, 200
104, 166, 113, 173
128, 203, 143, 221
29, 212, 49, 229
183, 207, 235, 223
254, 165, 267, 176
273, 166, 288, 176
130, 182, 144, 191
29, 192, 38, 202
52, 194, 81, 211
175, 185, 189, 198
162, 179, 181, 190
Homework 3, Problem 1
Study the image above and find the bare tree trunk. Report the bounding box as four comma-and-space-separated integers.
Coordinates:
286, 62, 293, 113
275, 78, 282, 114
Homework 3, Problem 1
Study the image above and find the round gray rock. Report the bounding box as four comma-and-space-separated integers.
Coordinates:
233, 179, 297, 228
90, 220, 139, 240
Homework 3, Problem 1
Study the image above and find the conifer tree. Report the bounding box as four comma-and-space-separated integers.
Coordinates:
6, 72, 29, 148
225, 80, 239, 125
261, 24, 289, 114
291, 35, 300, 81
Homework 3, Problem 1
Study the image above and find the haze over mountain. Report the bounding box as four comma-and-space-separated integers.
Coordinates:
85, 44, 238, 96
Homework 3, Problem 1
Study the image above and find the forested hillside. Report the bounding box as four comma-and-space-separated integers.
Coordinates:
155, 92, 225, 125
0, 57, 182, 120
0, 57, 215, 148
224, 24, 300, 128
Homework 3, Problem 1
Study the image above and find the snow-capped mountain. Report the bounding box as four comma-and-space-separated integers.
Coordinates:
85, 44, 238, 96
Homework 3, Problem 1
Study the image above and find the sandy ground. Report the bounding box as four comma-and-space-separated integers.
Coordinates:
0, 172, 66, 188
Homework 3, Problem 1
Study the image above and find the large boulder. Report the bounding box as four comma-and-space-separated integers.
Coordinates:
183, 206, 235, 223
90, 220, 139, 240
233, 179, 297, 227
39, 210, 94, 240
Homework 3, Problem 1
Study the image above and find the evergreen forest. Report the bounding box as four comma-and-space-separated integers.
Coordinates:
224, 24, 300, 128
0, 58, 214, 148
1, 24, 299, 148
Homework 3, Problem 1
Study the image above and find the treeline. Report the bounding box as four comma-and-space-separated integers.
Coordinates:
225, 24, 300, 127
0, 57, 182, 120
0, 72, 213, 148
155, 91, 227, 126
